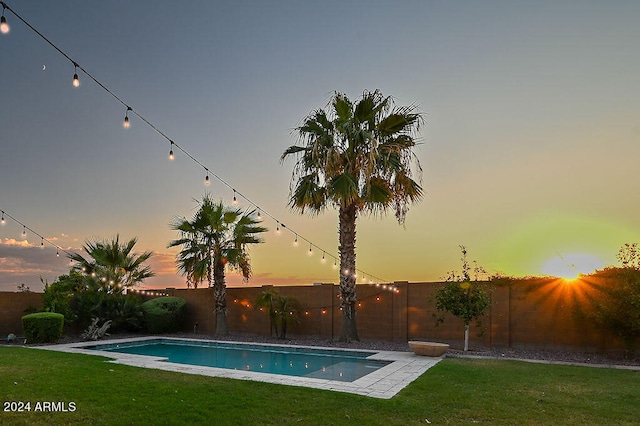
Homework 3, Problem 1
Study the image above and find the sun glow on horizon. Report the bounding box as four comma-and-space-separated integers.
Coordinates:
541, 253, 604, 280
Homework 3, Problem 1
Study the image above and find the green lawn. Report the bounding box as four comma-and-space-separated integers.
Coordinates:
1, 346, 638, 425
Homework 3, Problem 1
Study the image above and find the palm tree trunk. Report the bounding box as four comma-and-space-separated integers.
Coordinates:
338, 203, 359, 342
213, 258, 228, 335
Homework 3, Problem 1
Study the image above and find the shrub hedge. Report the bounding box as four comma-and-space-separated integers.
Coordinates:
22, 312, 65, 343
141, 297, 186, 334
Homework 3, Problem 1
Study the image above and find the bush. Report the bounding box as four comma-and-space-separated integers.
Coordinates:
22, 312, 65, 343
72, 278, 144, 333
141, 297, 186, 334
41, 272, 83, 324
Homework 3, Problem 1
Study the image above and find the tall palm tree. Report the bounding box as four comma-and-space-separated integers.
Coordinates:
281, 90, 424, 342
69, 235, 155, 292
168, 195, 267, 335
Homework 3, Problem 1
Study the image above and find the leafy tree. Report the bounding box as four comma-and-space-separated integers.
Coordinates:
433, 246, 491, 351
41, 272, 84, 324
281, 90, 424, 342
617, 243, 639, 269
586, 245, 640, 355
168, 195, 267, 335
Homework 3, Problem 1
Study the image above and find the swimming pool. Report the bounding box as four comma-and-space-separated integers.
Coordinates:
87, 338, 389, 382
41, 337, 442, 398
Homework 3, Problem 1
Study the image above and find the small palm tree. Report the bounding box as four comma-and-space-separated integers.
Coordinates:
255, 289, 301, 339
69, 235, 155, 292
68, 236, 153, 331
168, 195, 267, 335
281, 90, 424, 341
276, 295, 300, 340
255, 288, 280, 337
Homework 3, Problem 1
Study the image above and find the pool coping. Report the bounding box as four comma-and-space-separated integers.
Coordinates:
37, 336, 442, 399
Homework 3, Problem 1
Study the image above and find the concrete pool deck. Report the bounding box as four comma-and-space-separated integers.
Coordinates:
38, 336, 442, 399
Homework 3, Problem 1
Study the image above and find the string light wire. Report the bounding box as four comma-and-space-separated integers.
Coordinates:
0, 209, 73, 257
0, 1, 390, 285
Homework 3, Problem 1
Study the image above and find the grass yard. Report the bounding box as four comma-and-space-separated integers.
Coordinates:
1, 346, 638, 425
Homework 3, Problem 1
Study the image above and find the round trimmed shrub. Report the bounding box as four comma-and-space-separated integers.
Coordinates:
141, 297, 186, 334
22, 312, 65, 343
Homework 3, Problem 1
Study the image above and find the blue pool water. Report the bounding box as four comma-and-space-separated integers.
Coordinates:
89, 339, 390, 382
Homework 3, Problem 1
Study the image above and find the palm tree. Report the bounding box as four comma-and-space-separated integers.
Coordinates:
69, 235, 155, 292
281, 90, 424, 342
255, 287, 280, 337
276, 295, 300, 340
168, 195, 267, 335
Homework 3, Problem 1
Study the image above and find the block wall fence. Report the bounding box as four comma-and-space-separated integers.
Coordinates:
0, 278, 632, 353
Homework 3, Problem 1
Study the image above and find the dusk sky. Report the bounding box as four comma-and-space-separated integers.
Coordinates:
1, 1, 639, 292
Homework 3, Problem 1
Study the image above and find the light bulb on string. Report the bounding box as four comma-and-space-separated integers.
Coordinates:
56, 249, 60, 257
321, 252, 326, 263
275, 223, 281, 235
257, 210, 262, 220
232, 190, 238, 206
0, 6, 9, 34
308, 244, 313, 256
22, 226, 26, 238
0, 7, 392, 289
1, 211, 5, 224
293, 234, 298, 247
123, 107, 131, 128
72, 63, 80, 87
333, 260, 337, 270
40, 237, 44, 247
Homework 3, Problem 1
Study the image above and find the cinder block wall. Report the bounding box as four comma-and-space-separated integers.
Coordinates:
1, 278, 634, 354
0, 292, 42, 336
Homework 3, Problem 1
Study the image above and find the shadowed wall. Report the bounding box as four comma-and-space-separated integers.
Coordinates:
1, 277, 634, 353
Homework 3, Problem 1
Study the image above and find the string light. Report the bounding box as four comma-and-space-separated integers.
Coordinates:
72, 63, 80, 87
321, 252, 326, 263
123, 106, 131, 128
0, 3, 9, 34
0, 3, 391, 286
232, 190, 238, 206
308, 243, 313, 256
0, 209, 72, 259
293, 234, 298, 247
257, 210, 262, 220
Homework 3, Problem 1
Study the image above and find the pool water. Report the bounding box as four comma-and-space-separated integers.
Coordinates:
89, 339, 390, 382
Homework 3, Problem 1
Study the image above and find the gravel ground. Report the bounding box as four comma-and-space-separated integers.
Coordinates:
5, 332, 639, 368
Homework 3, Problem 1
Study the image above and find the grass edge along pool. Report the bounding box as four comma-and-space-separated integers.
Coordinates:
87, 338, 391, 382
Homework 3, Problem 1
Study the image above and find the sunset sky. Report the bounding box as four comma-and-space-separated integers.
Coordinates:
1, 1, 639, 292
